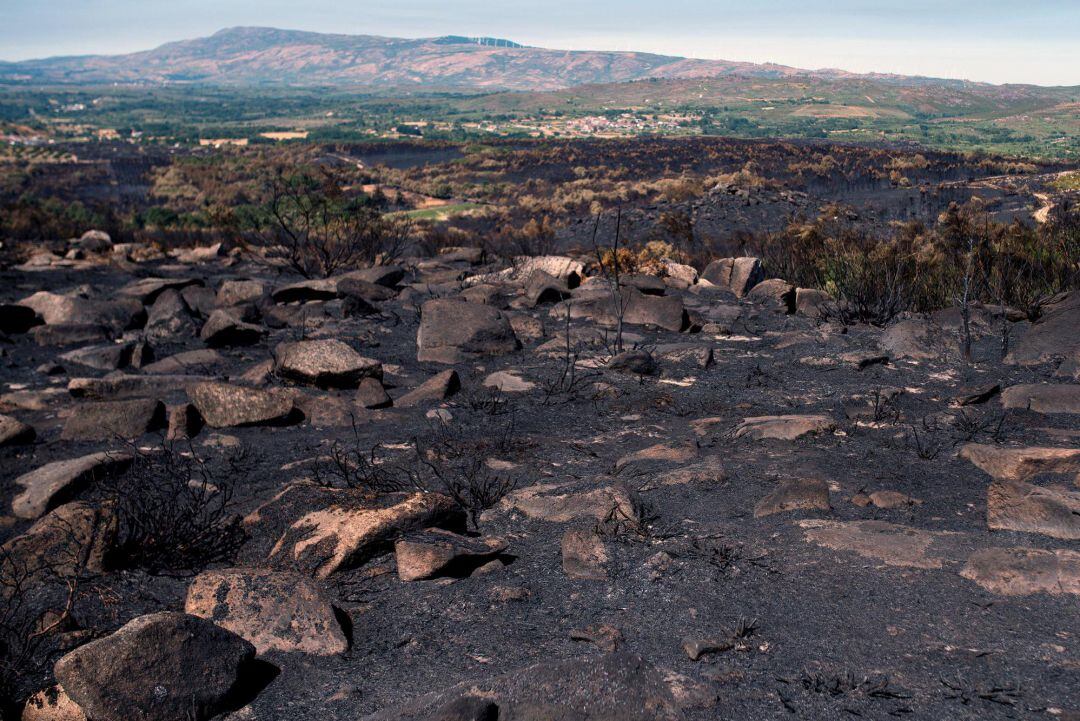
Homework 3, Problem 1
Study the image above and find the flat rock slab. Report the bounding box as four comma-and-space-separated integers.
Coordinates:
960, 547, 1080, 596
185, 568, 348, 655
69, 374, 214, 400
2, 501, 117, 575
141, 349, 226, 375
246, 483, 461, 578
117, 277, 201, 304
18, 291, 144, 331
735, 414, 836, 441
799, 520, 955, 569
274, 339, 382, 388
395, 528, 507, 581
755, 478, 831, 517
987, 480, 1080, 540
190, 382, 298, 428
361, 651, 679, 721
13, 451, 133, 520
61, 398, 166, 441
1001, 384, 1080, 414
54, 612, 256, 721
959, 443, 1080, 482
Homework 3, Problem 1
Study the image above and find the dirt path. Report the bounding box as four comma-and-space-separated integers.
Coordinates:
1033, 192, 1053, 223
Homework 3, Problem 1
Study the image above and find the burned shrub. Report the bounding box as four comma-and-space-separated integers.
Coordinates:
97, 441, 249, 575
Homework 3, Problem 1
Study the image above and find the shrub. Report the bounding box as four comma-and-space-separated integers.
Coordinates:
98, 441, 249, 575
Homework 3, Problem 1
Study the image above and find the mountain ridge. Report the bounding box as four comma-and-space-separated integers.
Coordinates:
3, 26, 1054, 92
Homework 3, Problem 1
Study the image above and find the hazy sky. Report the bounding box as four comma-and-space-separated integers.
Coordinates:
3, 0, 1078, 85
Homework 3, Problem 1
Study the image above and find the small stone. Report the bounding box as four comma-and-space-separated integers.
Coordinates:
683, 637, 735, 661
561, 528, 609, 580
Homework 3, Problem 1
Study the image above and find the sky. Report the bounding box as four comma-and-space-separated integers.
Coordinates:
2, 0, 1078, 86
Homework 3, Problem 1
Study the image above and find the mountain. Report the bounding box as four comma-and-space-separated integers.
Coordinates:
0, 26, 877, 91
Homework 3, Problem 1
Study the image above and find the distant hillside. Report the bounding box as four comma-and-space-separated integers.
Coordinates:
0, 26, 966, 91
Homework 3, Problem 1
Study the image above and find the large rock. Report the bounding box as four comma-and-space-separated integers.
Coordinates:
184, 568, 348, 655
745, 278, 796, 313
215, 279, 266, 307
54, 612, 258, 721
1006, 292, 1080, 365
960, 547, 1080, 596
18, 291, 144, 331
145, 289, 197, 339
274, 339, 382, 389
361, 652, 679, 721
189, 382, 298, 428
200, 309, 264, 347
734, 414, 836, 441
74, 230, 112, 253
1001, 384, 1080, 414
417, 299, 520, 364
13, 452, 133, 520
0, 413, 35, 446
61, 399, 166, 441
271, 278, 339, 303
246, 483, 461, 578
987, 480, 1080, 540
0, 303, 38, 334
623, 289, 688, 332
701, 257, 764, 297
959, 443, 1080, 482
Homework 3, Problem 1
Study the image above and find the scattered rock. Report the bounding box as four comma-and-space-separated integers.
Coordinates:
396, 369, 461, 407
754, 478, 831, 517
561, 528, 609, 580
417, 299, 520, 363
735, 414, 836, 440
683, 637, 734, 661
185, 568, 348, 655
0, 413, 35, 446
607, 349, 658, 375
190, 382, 298, 428
200, 309, 264, 347
395, 529, 507, 581
13, 451, 133, 520
274, 339, 382, 388
61, 398, 166, 441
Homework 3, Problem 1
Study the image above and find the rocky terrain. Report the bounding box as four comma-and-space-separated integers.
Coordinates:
1, 230, 1079, 721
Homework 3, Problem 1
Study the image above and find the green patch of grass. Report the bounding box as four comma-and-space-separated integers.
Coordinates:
1052, 172, 1080, 191
390, 202, 484, 220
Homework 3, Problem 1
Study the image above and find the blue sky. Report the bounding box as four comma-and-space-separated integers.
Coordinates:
3, 0, 1078, 85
